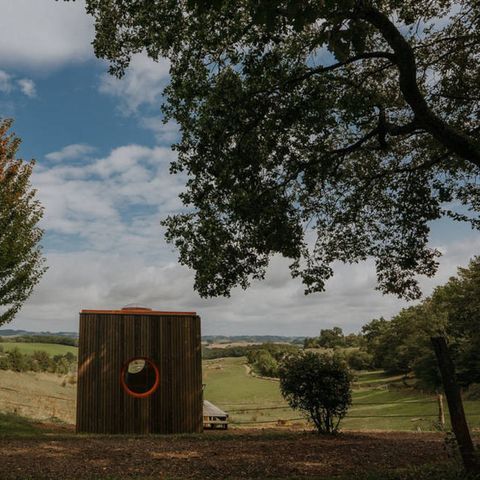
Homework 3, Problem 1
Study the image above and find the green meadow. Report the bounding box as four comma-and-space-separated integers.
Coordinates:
203, 357, 480, 431
0, 342, 78, 356
0, 344, 478, 432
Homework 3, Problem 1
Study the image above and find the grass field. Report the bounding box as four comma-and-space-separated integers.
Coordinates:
0, 348, 478, 480
203, 357, 480, 431
0, 347, 479, 432
0, 342, 78, 356
0, 369, 76, 423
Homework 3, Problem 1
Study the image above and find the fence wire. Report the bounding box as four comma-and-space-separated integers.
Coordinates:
225, 400, 480, 426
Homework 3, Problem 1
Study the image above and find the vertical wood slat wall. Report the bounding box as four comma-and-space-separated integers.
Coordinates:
76, 311, 203, 434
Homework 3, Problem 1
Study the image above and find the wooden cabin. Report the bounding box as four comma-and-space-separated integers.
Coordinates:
76, 306, 203, 434
203, 400, 229, 429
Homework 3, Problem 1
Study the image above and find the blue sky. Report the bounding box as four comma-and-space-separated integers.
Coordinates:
2, 0, 480, 336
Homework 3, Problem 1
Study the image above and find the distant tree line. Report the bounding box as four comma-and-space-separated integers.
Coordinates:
303, 328, 371, 371
303, 327, 362, 349
246, 343, 300, 377
205, 258, 480, 389
202, 342, 300, 377
0, 335, 78, 347
202, 335, 304, 345
0, 346, 77, 375
202, 345, 254, 360
202, 342, 300, 361
360, 257, 480, 392
294, 257, 480, 392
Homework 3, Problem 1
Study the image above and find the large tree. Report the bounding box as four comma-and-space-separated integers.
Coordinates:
0, 119, 46, 325
85, 0, 480, 299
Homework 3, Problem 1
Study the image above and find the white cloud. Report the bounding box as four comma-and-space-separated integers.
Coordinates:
34, 144, 185, 252
0, 70, 37, 98
17, 78, 36, 98
13, 172, 480, 337
46, 144, 96, 162
99, 54, 170, 114
0, 70, 12, 92
141, 117, 180, 144
0, 70, 38, 98
8, 141, 480, 335
13, 235, 480, 336
0, 0, 94, 70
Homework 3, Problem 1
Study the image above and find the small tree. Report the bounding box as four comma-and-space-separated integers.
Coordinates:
318, 327, 345, 348
279, 352, 352, 434
0, 119, 46, 325
7, 347, 28, 372
347, 350, 374, 371
252, 350, 279, 378
32, 351, 54, 372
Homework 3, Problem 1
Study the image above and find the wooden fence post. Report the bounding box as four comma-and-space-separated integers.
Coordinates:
431, 336, 478, 472
437, 393, 445, 429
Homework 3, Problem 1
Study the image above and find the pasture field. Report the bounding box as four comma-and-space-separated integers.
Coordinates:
203, 357, 480, 431
0, 349, 479, 431
0, 342, 78, 356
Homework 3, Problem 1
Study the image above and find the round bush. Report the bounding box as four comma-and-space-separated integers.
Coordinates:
279, 352, 353, 434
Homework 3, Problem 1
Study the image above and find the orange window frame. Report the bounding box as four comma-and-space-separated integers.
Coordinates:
120, 357, 160, 399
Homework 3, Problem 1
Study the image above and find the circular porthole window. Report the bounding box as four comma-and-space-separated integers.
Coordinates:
121, 357, 159, 398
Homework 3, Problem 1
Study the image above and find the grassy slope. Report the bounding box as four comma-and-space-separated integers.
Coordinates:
0, 342, 78, 356
203, 357, 292, 425
0, 369, 76, 424
203, 357, 480, 430
204, 357, 284, 404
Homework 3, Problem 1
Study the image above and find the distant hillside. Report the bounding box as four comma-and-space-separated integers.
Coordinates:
202, 335, 304, 344
0, 329, 78, 338
0, 331, 303, 344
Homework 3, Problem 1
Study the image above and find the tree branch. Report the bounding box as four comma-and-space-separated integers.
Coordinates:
252, 51, 395, 97
300, 51, 395, 79
356, 3, 480, 168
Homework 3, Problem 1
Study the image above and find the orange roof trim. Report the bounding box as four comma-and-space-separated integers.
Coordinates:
81, 309, 197, 316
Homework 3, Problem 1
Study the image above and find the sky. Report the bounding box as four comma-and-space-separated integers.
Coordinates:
2, 0, 480, 336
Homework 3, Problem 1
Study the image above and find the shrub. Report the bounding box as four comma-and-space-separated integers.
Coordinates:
347, 350, 374, 371
7, 348, 29, 372
248, 350, 279, 377
0, 355, 11, 370
465, 384, 480, 401
0, 349, 77, 374
31, 350, 54, 372
279, 352, 353, 434
54, 357, 70, 375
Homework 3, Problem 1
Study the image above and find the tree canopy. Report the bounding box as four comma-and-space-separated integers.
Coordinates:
0, 119, 46, 325
360, 256, 480, 389
86, 0, 480, 298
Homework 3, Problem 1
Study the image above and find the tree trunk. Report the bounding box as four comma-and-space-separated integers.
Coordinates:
431, 336, 479, 472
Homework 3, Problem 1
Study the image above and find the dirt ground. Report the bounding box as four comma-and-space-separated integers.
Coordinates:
0, 429, 451, 480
